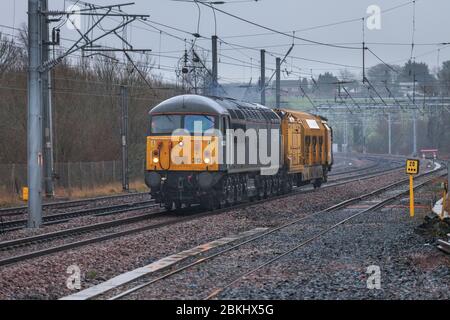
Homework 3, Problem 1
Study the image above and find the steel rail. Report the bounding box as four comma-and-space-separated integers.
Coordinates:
0, 200, 157, 232
0, 158, 411, 267
0, 191, 150, 217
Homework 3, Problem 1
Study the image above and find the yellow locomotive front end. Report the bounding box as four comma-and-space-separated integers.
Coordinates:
146, 133, 219, 173
145, 99, 225, 210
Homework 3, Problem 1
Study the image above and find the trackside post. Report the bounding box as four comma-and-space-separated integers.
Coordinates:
406, 159, 420, 217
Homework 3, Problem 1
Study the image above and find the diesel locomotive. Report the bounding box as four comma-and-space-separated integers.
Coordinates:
145, 94, 333, 210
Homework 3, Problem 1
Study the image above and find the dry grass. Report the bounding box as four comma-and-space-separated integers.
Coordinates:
0, 180, 147, 208
55, 180, 147, 199
0, 192, 23, 208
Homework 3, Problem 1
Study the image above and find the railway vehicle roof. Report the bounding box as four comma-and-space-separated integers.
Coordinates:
150, 94, 280, 122
150, 95, 227, 115
276, 108, 327, 122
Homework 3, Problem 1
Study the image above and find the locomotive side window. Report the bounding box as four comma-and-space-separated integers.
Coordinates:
151, 115, 182, 134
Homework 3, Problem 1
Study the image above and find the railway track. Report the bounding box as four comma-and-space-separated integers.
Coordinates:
0, 155, 403, 234
0, 154, 421, 270
437, 234, 450, 254
330, 153, 400, 174
0, 154, 391, 220
328, 158, 403, 182
0, 156, 410, 267
0, 200, 157, 232
330, 156, 380, 175
101, 163, 446, 300
0, 191, 149, 217
0, 154, 398, 222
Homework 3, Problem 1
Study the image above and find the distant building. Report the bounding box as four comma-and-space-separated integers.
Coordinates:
398, 82, 424, 97
221, 82, 261, 102
279, 80, 302, 96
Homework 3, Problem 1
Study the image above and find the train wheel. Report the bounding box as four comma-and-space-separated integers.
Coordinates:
201, 196, 216, 211
164, 202, 173, 211
218, 192, 227, 208
229, 184, 236, 206
265, 179, 271, 198
313, 178, 323, 189
263, 178, 269, 199
256, 177, 264, 200
274, 177, 281, 195
226, 178, 235, 206
287, 177, 293, 193
236, 182, 243, 203
242, 181, 248, 202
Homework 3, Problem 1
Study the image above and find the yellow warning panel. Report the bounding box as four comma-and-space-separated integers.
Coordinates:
406, 159, 420, 175
22, 187, 29, 201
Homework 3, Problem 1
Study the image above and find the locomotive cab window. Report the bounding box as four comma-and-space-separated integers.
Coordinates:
150, 115, 182, 134
150, 114, 216, 135
184, 115, 216, 133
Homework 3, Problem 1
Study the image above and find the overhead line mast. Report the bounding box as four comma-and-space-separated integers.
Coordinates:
212, 35, 219, 95
27, 0, 43, 228
41, 0, 55, 199
260, 49, 265, 105
26, 0, 151, 228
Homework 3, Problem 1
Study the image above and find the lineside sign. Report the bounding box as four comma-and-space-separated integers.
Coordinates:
406, 159, 419, 175
406, 159, 420, 218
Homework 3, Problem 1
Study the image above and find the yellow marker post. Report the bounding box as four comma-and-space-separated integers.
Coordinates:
405, 159, 420, 218
22, 187, 29, 202
409, 175, 415, 217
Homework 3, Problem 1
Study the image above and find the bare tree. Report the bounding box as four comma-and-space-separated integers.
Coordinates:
0, 33, 21, 75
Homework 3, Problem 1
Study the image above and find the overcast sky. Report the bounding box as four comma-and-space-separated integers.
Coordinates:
2, 0, 450, 85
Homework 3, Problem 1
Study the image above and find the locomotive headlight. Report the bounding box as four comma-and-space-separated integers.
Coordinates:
179, 141, 184, 147
204, 157, 211, 164
153, 157, 159, 164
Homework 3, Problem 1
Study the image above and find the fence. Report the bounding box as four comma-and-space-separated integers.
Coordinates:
0, 160, 145, 199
